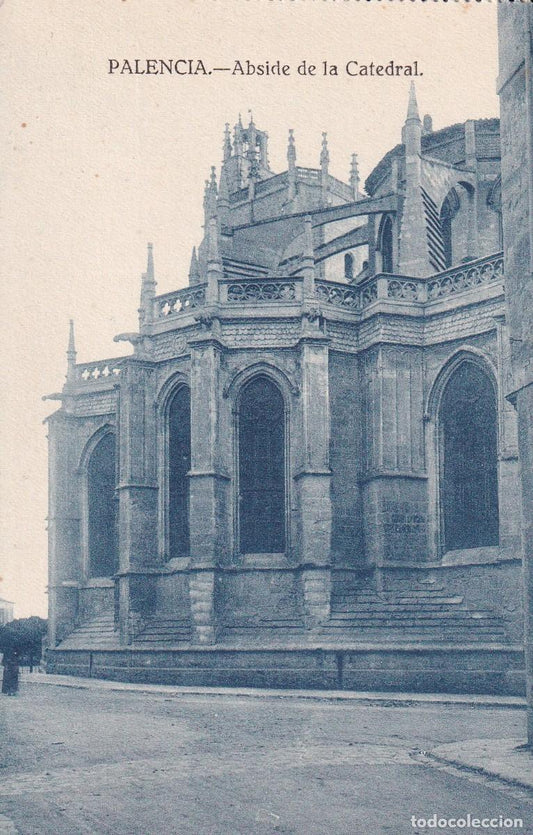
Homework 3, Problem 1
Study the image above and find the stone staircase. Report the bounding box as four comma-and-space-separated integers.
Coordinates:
56, 581, 508, 651
132, 617, 192, 646
318, 582, 506, 644
57, 613, 118, 649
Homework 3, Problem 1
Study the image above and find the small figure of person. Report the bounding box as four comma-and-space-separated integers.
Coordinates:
2, 650, 20, 695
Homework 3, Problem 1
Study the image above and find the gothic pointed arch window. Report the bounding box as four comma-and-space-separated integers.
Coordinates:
238, 376, 286, 554
88, 432, 118, 577
168, 385, 191, 559
440, 190, 460, 269
439, 361, 499, 552
378, 215, 394, 273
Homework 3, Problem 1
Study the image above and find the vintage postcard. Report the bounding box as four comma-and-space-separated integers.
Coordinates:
1, 1, 532, 833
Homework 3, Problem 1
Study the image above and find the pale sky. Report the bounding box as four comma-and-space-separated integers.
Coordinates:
0, 0, 498, 618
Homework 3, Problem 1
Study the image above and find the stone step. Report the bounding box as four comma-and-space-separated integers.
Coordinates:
334, 586, 447, 595
319, 625, 505, 634
315, 633, 504, 643
331, 602, 466, 614
222, 620, 305, 628
329, 609, 499, 621
57, 613, 118, 649
134, 636, 191, 644
325, 619, 504, 630
137, 623, 191, 632
332, 593, 460, 604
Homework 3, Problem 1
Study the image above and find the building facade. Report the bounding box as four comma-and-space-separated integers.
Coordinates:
46, 88, 525, 693
0, 598, 14, 627
497, 4, 533, 742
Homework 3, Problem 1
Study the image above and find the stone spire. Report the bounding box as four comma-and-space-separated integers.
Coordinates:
398, 84, 431, 276
189, 246, 201, 285
209, 165, 217, 193
66, 318, 76, 381
320, 132, 329, 205
287, 129, 297, 201
247, 110, 257, 153
350, 153, 360, 200
233, 116, 243, 157
223, 123, 232, 162
206, 217, 222, 303
320, 132, 330, 171
203, 178, 210, 221
139, 242, 156, 331
204, 167, 218, 225
402, 81, 422, 158
146, 240, 154, 282
302, 215, 315, 296
407, 80, 420, 121
217, 167, 230, 228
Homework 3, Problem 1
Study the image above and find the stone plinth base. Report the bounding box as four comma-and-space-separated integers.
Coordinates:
46, 644, 525, 696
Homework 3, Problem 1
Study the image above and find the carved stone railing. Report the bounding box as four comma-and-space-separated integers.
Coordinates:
314, 253, 503, 313
221, 277, 303, 304
360, 279, 379, 308
149, 254, 503, 322
77, 359, 123, 382
386, 277, 423, 301
315, 278, 378, 311
156, 285, 207, 318
426, 253, 503, 301
315, 280, 360, 311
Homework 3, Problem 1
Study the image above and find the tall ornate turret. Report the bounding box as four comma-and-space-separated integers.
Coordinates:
399, 83, 432, 276
221, 113, 272, 197
189, 246, 201, 285
223, 123, 232, 162
139, 242, 156, 331
66, 318, 76, 382
402, 81, 422, 159
350, 153, 360, 200
287, 129, 297, 202
217, 168, 230, 227
320, 132, 330, 205
203, 167, 218, 225
206, 217, 222, 304
302, 215, 315, 296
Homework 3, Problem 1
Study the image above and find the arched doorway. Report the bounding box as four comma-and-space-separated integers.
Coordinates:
439, 362, 499, 551
88, 433, 118, 577
238, 376, 286, 553
168, 386, 191, 559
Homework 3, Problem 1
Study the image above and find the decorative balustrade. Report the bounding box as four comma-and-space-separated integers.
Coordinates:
427, 253, 503, 301
223, 277, 301, 303
386, 278, 422, 301
315, 278, 378, 311
77, 360, 123, 382
156, 285, 207, 318
314, 253, 503, 313
360, 280, 378, 308
315, 281, 359, 310
149, 254, 503, 322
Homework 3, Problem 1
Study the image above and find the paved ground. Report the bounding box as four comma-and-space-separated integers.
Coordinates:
0, 679, 532, 835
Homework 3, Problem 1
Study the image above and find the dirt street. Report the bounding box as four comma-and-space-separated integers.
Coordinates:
0, 680, 531, 834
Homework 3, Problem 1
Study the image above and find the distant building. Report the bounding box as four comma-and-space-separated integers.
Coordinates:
0, 598, 14, 626
46, 89, 524, 694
